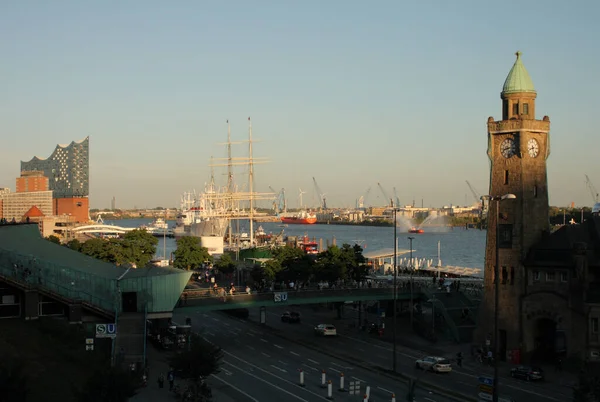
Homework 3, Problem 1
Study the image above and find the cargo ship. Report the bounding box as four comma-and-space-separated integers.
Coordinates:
408, 227, 425, 234
280, 211, 317, 225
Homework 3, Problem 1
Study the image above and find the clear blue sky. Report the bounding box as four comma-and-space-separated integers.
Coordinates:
1, 1, 598, 209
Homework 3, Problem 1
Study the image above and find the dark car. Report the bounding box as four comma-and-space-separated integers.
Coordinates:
510, 365, 544, 381
281, 311, 301, 323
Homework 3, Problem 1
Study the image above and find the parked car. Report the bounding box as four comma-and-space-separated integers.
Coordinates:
281, 311, 301, 323
510, 366, 544, 381
314, 324, 337, 336
414, 356, 452, 373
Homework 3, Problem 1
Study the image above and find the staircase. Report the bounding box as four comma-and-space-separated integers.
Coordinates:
422, 288, 478, 343
115, 312, 146, 367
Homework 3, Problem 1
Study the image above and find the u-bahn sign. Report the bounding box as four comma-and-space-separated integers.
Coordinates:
96, 323, 117, 339
273, 292, 288, 303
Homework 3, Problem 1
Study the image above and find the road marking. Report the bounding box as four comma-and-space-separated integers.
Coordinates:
247, 345, 255, 350
223, 322, 230, 326
270, 365, 288, 373
330, 362, 352, 370
290, 351, 300, 356
424, 398, 436, 402
377, 386, 394, 394
211, 375, 259, 402
224, 352, 331, 401
307, 359, 320, 364
278, 360, 288, 366
328, 367, 341, 373
357, 348, 365, 352
352, 376, 366, 382
202, 314, 209, 317
205, 331, 216, 336
505, 384, 564, 401
221, 368, 233, 376
228, 331, 238, 336
223, 362, 308, 402
262, 352, 271, 358
212, 318, 220, 322
303, 364, 319, 371
274, 344, 284, 349
247, 332, 255, 337
260, 338, 268, 343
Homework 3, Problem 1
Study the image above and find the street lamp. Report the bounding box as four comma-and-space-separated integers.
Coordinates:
481, 193, 516, 402
392, 204, 398, 372
427, 295, 438, 333
408, 236, 415, 331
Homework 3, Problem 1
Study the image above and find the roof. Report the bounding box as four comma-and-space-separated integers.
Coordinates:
0, 224, 188, 281
502, 51, 536, 95
363, 248, 412, 259
23, 206, 44, 218
526, 217, 600, 267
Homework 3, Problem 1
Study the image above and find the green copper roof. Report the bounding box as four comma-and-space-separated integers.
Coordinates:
502, 51, 536, 95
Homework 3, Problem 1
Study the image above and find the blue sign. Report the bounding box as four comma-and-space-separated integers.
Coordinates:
107, 323, 117, 335
478, 376, 493, 386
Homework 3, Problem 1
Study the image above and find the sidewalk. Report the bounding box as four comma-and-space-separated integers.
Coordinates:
131, 345, 236, 402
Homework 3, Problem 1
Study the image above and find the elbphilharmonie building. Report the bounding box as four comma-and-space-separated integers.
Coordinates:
21, 137, 89, 198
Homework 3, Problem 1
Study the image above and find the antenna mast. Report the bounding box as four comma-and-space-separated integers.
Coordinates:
248, 117, 254, 246
227, 120, 233, 192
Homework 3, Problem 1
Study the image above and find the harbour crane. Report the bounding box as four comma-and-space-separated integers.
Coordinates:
585, 174, 599, 204
312, 177, 327, 210
268, 186, 286, 213
393, 187, 401, 208
465, 181, 481, 204
377, 182, 394, 207
466, 180, 488, 220
358, 186, 372, 209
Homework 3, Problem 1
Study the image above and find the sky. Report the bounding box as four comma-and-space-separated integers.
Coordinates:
1, 1, 598, 210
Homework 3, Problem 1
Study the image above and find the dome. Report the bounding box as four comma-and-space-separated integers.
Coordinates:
502, 51, 536, 95
592, 203, 600, 215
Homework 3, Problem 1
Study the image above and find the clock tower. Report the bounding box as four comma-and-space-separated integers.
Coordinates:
477, 52, 551, 359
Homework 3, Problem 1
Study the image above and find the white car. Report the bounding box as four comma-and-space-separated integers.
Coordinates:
314, 324, 337, 336
415, 356, 452, 373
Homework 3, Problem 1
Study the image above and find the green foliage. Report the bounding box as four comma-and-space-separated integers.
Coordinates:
273, 246, 312, 283
77, 365, 138, 402
313, 243, 366, 282
66, 238, 82, 251
170, 333, 222, 382
173, 236, 213, 270
46, 235, 61, 244
78, 229, 158, 267
0, 356, 30, 402
214, 253, 236, 275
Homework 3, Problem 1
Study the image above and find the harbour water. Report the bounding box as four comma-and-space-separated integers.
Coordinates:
107, 218, 486, 269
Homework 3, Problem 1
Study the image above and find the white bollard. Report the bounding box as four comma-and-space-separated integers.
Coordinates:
299, 369, 305, 387
363, 394, 368, 402
366, 385, 371, 399
339, 372, 345, 391
327, 380, 333, 399
391, 392, 396, 402
321, 370, 326, 388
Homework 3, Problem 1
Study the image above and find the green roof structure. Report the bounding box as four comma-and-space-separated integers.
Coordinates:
502, 51, 536, 95
0, 224, 191, 314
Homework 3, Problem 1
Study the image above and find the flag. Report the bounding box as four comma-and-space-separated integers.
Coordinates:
248, 117, 250, 121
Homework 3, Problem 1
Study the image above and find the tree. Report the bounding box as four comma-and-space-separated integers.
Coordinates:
173, 236, 213, 270
214, 253, 236, 275
346, 244, 368, 282
169, 334, 223, 401
46, 235, 61, 244
77, 365, 138, 402
313, 245, 349, 282
66, 238, 82, 251
0, 356, 30, 402
120, 229, 158, 267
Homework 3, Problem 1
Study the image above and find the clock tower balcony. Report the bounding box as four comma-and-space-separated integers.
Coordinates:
488, 118, 550, 134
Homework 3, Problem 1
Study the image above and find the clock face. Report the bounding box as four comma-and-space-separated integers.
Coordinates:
527, 138, 539, 158
500, 138, 516, 158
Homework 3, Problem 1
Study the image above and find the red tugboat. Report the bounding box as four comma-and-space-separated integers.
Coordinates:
299, 235, 319, 255
280, 210, 317, 225
408, 227, 425, 234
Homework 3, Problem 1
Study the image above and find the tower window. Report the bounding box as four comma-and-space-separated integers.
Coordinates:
533, 271, 540, 282
546, 271, 556, 281
533, 185, 538, 198
501, 266, 508, 284
502, 100, 509, 120
523, 103, 529, 115
498, 224, 513, 248
504, 170, 509, 185
512, 103, 519, 116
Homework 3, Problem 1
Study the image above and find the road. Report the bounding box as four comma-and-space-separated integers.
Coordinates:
244, 304, 573, 402
173, 310, 457, 402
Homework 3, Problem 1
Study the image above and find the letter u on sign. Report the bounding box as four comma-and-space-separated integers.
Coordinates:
273, 292, 288, 303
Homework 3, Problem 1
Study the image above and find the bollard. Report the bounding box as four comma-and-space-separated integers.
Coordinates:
327, 380, 333, 400
321, 370, 327, 388
366, 385, 371, 400
391, 392, 396, 402
299, 369, 305, 387
363, 394, 368, 402
339, 372, 345, 392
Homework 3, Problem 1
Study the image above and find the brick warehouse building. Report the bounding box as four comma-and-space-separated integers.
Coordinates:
20, 137, 90, 223
476, 52, 599, 366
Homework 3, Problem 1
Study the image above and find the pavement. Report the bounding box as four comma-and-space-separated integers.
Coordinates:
171, 310, 459, 402
199, 303, 576, 402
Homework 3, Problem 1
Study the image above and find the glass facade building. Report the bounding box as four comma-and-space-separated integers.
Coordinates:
21, 137, 89, 198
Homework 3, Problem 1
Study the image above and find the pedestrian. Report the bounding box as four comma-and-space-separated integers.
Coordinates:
168, 370, 175, 391
456, 352, 463, 368
158, 373, 165, 389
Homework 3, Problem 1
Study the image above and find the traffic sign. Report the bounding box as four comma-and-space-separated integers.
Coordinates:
85, 338, 94, 345
478, 376, 493, 386
479, 384, 493, 394
273, 292, 288, 303
478, 392, 492, 401
85, 344, 94, 351
96, 323, 117, 339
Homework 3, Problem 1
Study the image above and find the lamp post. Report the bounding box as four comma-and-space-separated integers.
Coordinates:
392, 204, 398, 372
482, 193, 516, 402
408, 236, 415, 331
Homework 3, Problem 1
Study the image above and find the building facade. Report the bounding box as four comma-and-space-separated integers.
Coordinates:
0, 191, 53, 221
21, 137, 89, 198
16, 171, 49, 193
